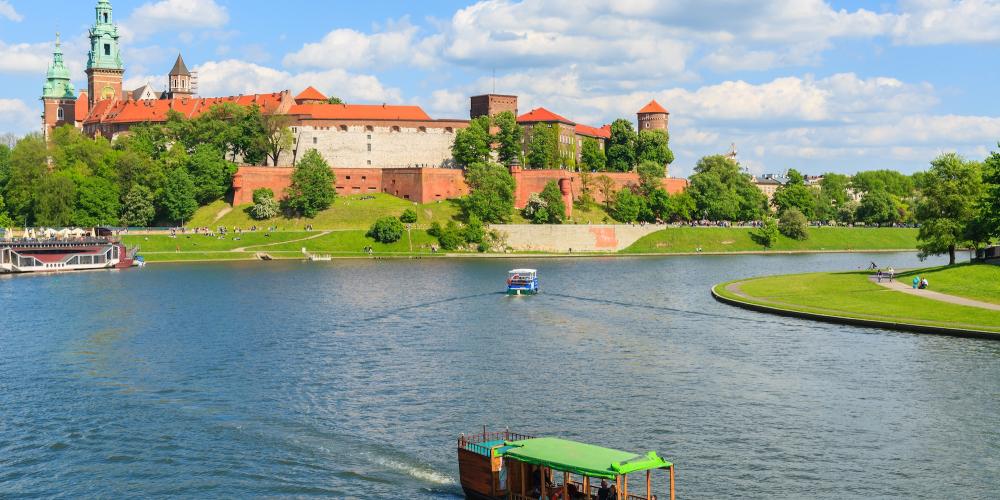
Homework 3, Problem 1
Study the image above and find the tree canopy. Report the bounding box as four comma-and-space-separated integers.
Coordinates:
687, 155, 767, 221
606, 119, 636, 172
284, 149, 336, 218
464, 162, 516, 224
916, 153, 984, 265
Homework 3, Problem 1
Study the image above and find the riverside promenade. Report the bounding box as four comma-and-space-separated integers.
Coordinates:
868, 275, 1000, 311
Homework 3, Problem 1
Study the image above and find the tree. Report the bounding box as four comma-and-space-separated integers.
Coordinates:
0, 143, 11, 189
452, 116, 492, 167
257, 112, 294, 166
120, 185, 155, 227
751, 216, 780, 248
538, 181, 565, 223
636, 160, 665, 195
249, 188, 279, 220
464, 162, 515, 223
611, 187, 644, 223
36, 174, 77, 227
820, 172, 850, 206
580, 138, 606, 172
493, 111, 522, 166
5, 134, 47, 225
367, 216, 405, 243
916, 153, 983, 265
856, 189, 898, 225
635, 129, 673, 166
851, 169, 915, 198
778, 208, 809, 240
162, 167, 197, 225
527, 123, 558, 169
436, 221, 465, 250
0, 193, 14, 228
606, 119, 636, 172
979, 146, 1000, 240
327, 96, 344, 104
669, 191, 697, 222
772, 168, 815, 218
399, 208, 418, 224
687, 154, 767, 221
576, 169, 596, 208
187, 144, 237, 204
647, 188, 671, 222
522, 193, 550, 224
284, 149, 336, 218
594, 174, 616, 209
72, 174, 120, 226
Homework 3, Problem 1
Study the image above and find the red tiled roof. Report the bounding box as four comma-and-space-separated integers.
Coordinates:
295, 86, 327, 102
517, 107, 575, 125
574, 123, 610, 139
75, 92, 89, 121
288, 103, 432, 121
638, 99, 668, 114
84, 93, 288, 126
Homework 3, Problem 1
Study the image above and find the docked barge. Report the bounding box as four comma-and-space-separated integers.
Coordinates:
1, 236, 139, 274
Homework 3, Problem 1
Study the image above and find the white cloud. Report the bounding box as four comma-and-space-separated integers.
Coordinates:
123, 0, 229, 41
892, 0, 1000, 45
0, 99, 38, 135
284, 19, 441, 70
193, 60, 402, 103
0, 40, 51, 74
0, 1, 22, 22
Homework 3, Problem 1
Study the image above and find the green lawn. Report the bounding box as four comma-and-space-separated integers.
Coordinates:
897, 263, 1000, 305
122, 231, 312, 252
254, 229, 441, 254
715, 271, 1000, 333
624, 226, 918, 254
187, 193, 463, 230
139, 252, 259, 263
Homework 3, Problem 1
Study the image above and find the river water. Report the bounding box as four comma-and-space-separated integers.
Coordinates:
1, 252, 997, 499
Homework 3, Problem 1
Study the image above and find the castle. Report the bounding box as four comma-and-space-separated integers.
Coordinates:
41, 1, 684, 216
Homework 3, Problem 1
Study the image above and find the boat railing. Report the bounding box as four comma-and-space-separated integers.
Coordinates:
458, 429, 535, 455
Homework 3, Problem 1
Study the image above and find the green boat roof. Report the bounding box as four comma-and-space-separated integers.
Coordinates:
500, 437, 671, 480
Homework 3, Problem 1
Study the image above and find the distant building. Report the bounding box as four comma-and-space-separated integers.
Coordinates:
753, 174, 787, 203
470, 94, 518, 120
164, 54, 195, 99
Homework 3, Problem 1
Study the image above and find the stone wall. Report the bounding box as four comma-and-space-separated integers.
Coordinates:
509, 167, 688, 209
492, 224, 664, 252
280, 120, 467, 169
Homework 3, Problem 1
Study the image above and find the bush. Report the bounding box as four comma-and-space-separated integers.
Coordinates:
427, 221, 442, 237
611, 188, 645, 223
249, 188, 279, 220
751, 216, 780, 248
779, 208, 809, 240
367, 216, 405, 243
437, 221, 464, 250
463, 215, 485, 244
252, 188, 274, 205
399, 208, 418, 224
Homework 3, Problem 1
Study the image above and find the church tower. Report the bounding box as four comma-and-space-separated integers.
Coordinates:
636, 99, 669, 132
41, 34, 77, 140
166, 54, 195, 99
86, 0, 124, 107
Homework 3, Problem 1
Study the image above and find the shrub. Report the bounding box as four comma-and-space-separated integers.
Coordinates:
399, 208, 418, 224
427, 221, 442, 237
437, 221, 464, 250
463, 215, 485, 244
367, 216, 404, 243
778, 208, 809, 240
751, 216, 780, 248
252, 188, 274, 205
249, 188, 279, 220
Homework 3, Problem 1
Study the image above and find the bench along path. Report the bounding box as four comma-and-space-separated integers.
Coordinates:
869, 275, 1000, 311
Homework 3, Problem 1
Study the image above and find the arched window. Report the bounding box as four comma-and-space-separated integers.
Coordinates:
103, 13, 108, 23
391, 126, 400, 133
57, 108, 64, 120
340, 125, 348, 132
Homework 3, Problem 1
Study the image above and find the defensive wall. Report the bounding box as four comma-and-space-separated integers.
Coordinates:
492, 224, 664, 252
232, 165, 688, 218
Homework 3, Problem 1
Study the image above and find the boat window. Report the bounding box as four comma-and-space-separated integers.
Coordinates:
67, 256, 79, 265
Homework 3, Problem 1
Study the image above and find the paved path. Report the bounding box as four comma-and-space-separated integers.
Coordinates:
233, 231, 331, 252
869, 275, 1000, 311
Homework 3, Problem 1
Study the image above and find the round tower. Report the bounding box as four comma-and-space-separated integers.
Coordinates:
636, 99, 669, 132
41, 34, 77, 140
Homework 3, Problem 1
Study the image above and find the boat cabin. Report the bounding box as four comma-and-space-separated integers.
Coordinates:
458, 429, 674, 500
507, 269, 539, 295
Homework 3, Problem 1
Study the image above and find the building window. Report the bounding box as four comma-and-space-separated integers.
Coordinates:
346, 175, 351, 180
104, 44, 111, 56
366, 125, 373, 132
445, 127, 453, 133
391, 126, 400, 132
103, 13, 108, 23
367, 134, 371, 140
418, 126, 426, 133
367, 160, 371, 165
57, 108, 64, 120
340, 125, 348, 132
367, 143, 371, 152
313, 137, 317, 144
361, 176, 367, 181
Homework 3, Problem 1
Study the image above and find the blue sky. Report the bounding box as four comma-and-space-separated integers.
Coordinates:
2, 0, 999, 177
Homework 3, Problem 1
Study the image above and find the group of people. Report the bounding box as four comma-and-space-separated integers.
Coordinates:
875, 267, 895, 283
913, 276, 930, 289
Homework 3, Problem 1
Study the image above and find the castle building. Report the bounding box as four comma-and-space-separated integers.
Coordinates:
165, 54, 195, 99
40, 34, 77, 140
470, 94, 519, 120
86, 0, 124, 107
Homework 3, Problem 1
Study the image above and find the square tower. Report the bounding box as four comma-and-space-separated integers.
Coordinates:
470, 94, 518, 119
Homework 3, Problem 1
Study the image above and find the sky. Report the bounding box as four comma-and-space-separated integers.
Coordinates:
1, 0, 999, 177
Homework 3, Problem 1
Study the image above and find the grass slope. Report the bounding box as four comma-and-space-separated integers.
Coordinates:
716, 271, 1000, 333
624, 227, 918, 254
897, 263, 1000, 305
188, 193, 463, 230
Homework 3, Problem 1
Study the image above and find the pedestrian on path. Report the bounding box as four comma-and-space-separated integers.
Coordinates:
912, 276, 920, 289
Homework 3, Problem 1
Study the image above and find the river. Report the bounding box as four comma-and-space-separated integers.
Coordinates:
1, 252, 997, 499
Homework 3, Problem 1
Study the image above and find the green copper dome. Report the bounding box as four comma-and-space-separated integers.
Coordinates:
42, 34, 76, 100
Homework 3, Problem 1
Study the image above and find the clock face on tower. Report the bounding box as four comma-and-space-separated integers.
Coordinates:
102, 85, 115, 100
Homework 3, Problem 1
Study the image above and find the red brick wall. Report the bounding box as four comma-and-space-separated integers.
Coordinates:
232, 165, 686, 218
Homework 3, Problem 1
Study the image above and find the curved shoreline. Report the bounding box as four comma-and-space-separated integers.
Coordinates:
711, 282, 999, 340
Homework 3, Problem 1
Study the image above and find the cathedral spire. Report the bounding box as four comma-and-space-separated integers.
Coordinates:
86, 0, 124, 105
42, 33, 75, 99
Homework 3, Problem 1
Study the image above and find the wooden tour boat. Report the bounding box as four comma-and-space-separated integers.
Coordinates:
507, 269, 539, 295
1, 230, 139, 274
458, 429, 674, 500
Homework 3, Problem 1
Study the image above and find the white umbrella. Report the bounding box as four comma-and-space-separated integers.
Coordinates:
70, 228, 85, 237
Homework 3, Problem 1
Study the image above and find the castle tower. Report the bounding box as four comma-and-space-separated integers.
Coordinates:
86, 0, 124, 107
470, 94, 518, 120
41, 33, 77, 140
166, 54, 194, 99
636, 99, 669, 132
